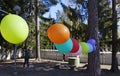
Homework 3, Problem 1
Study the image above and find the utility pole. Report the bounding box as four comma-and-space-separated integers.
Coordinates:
35, 0, 41, 61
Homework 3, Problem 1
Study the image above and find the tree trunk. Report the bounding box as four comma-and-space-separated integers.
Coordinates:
111, 0, 119, 72
88, 0, 101, 76
35, 0, 41, 61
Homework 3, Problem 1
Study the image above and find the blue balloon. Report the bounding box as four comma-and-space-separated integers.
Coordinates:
87, 43, 94, 53
87, 39, 96, 46
54, 38, 73, 54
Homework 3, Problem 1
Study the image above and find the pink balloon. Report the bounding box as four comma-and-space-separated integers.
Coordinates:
70, 38, 79, 53
72, 45, 82, 56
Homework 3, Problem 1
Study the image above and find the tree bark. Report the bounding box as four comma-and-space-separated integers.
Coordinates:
88, 0, 101, 76
35, 0, 41, 61
111, 0, 119, 72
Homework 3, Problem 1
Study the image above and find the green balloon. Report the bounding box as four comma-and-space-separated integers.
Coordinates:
80, 42, 90, 54
0, 14, 29, 44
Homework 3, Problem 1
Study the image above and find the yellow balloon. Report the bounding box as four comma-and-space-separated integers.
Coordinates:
0, 14, 29, 44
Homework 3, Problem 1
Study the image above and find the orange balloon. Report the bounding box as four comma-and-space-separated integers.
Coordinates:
47, 23, 70, 44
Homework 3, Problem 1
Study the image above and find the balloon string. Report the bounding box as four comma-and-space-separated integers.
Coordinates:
0, 9, 9, 14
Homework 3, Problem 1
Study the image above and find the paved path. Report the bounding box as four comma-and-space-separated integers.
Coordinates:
0, 58, 120, 76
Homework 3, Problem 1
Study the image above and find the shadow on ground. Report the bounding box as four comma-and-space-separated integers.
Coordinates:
0, 59, 120, 76
101, 69, 120, 76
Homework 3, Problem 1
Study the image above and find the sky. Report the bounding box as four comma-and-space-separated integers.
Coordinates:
43, 0, 69, 19
117, 5, 120, 26
117, 4, 120, 37
43, 3, 63, 19
43, 0, 88, 24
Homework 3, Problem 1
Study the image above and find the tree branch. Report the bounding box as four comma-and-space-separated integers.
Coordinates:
0, 9, 9, 14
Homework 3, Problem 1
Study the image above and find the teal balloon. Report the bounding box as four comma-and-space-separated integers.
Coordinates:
54, 38, 73, 54
80, 42, 90, 54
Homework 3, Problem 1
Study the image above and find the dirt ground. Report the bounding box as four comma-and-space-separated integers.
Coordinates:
0, 58, 120, 76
